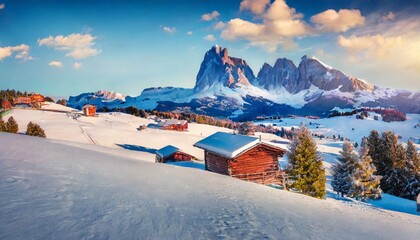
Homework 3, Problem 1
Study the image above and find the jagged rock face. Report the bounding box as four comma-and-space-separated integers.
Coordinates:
194, 45, 255, 92
297, 56, 374, 92
256, 55, 374, 94
254, 58, 299, 93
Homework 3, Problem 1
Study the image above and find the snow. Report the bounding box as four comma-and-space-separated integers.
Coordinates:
194, 132, 262, 158
1, 133, 419, 239
257, 114, 420, 143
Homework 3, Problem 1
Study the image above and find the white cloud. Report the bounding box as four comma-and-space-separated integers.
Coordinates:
240, 0, 270, 15
221, 0, 309, 52
0, 44, 32, 61
38, 33, 100, 59
73, 62, 82, 70
201, 11, 220, 21
162, 26, 176, 33
311, 9, 365, 32
49, 61, 63, 68
383, 12, 396, 21
187, 31, 193, 35
214, 21, 226, 30
0, 3, 4, 10
203, 34, 216, 42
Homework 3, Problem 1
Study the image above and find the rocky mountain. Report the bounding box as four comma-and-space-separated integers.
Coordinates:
254, 55, 374, 94
194, 45, 255, 92
67, 90, 126, 109
67, 46, 420, 119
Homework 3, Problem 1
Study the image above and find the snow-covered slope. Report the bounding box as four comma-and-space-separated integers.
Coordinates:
1, 133, 419, 239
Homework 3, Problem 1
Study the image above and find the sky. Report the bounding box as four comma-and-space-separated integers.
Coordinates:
1, 0, 419, 97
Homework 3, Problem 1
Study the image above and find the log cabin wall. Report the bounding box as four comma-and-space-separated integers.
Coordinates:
205, 151, 230, 175
229, 144, 283, 176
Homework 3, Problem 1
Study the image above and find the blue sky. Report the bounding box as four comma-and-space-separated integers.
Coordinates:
1, 0, 419, 97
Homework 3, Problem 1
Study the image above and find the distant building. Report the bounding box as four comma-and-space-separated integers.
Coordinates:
30, 94, 45, 103
82, 104, 97, 117
194, 132, 287, 186
155, 145, 195, 163
157, 119, 188, 131
13, 97, 32, 105
1, 99, 12, 111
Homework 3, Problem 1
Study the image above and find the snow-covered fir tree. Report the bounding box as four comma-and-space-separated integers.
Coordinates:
287, 125, 326, 199
406, 140, 420, 172
348, 138, 382, 201
367, 130, 384, 175
331, 141, 358, 197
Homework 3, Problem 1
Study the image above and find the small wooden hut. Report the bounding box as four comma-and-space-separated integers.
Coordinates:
82, 104, 97, 117
157, 119, 188, 131
155, 145, 195, 163
194, 132, 286, 185
30, 94, 45, 103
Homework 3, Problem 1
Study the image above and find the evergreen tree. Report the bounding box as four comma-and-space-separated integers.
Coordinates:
287, 125, 326, 199
331, 141, 358, 197
238, 122, 255, 136
6, 116, 18, 133
367, 130, 384, 175
0, 119, 7, 132
406, 140, 420, 172
349, 138, 382, 201
26, 122, 46, 138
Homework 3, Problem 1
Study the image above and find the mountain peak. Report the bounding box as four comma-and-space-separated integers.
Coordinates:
194, 46, 255, 92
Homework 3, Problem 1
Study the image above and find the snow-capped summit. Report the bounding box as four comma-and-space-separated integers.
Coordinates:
67, 90, 127, 109
255, 55, 374, 94
194, 45, 255, 93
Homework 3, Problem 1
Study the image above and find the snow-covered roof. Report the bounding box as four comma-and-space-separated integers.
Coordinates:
156, 145, 181, 158
82, 104, 96, 109
194, 132, 283, 158
157, 119, 187, 127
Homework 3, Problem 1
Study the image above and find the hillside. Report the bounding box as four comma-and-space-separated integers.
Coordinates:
1, 133, 420, 239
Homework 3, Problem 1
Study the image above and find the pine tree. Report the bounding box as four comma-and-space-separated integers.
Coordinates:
0, 119, 7, 132
367, 130, 385, 175
331, 141, 358, 197
6, 116, 18, 133
348, 138, 382, 201
238, 122, 255, 136
406, 140, 420, 172
26, 121, 46, 138
287, 125, 326, 199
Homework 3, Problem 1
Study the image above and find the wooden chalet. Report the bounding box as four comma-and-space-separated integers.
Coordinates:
13, 97, 32, 105
157, 119, 188, 131
30, 94, 45, 103
155, 145, 195, 163
82, 104, 97, 117
1, 99, 12, 111
194, 132, 287, 186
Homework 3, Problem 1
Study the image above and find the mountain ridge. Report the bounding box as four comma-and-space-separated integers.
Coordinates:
67, 45, 420, 119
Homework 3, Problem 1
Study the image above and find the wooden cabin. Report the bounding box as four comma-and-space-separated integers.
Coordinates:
155, 145, 195, 163
1, 99, 12, 110
13, 97, 32, 105
157, 119, 188, 131
194, 132, 287, 185
30, 94, 45, 103
82, 104, 97, 117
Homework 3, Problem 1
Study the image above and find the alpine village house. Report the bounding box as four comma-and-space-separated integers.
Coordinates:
194, 132, 287, 186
